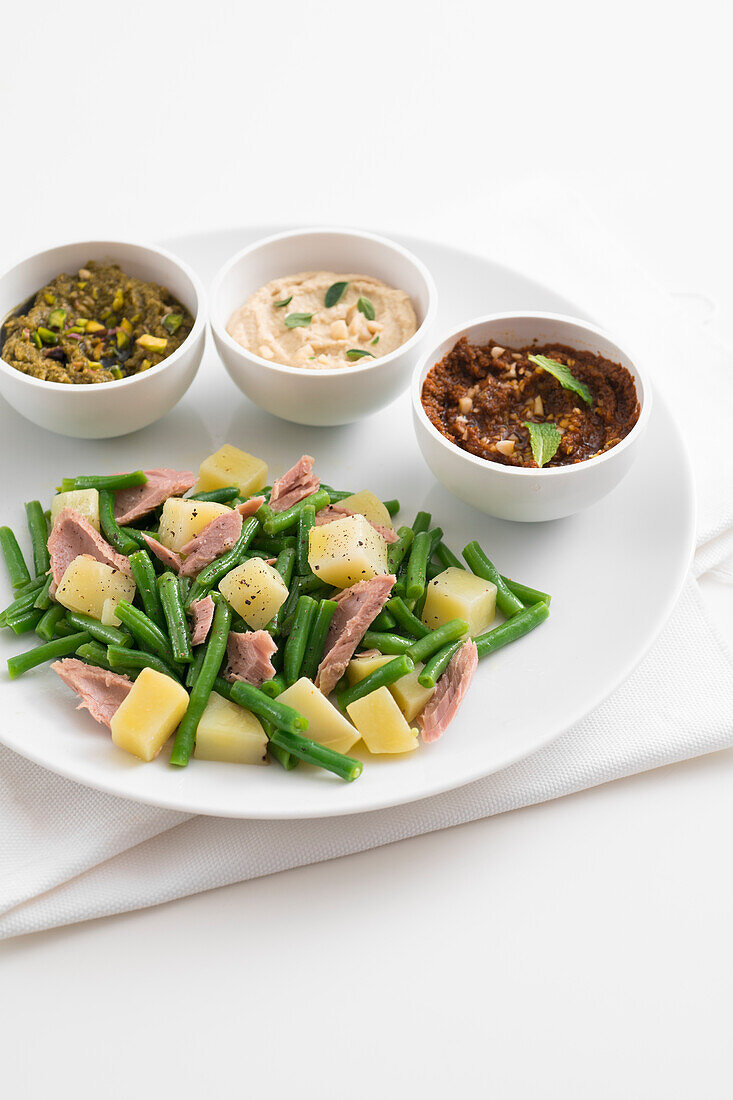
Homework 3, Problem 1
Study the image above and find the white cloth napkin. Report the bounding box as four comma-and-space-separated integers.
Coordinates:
3, 185, 733, 939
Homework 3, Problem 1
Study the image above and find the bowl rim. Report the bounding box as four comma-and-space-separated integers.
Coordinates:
411, 310, 652, 479
0, 238, 207, 395
209, 225, 438, 378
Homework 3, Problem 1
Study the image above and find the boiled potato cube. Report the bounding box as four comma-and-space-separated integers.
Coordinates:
422, 567, 497, 637
55, 555, 136, 620
308, 514, 388, 588
101, 596, 122, 628
388, 662, 436, 723
197, 444, 268, 496
346, 652, 392, 685
346, 687, 418, 754
110, 667, 189, 762
339, 490, 394, 530
193, 692, 268, 765
51, 488, 100, 531
278, 677, 360, 755
158, 498, 231, 553
218, 557, 288, 629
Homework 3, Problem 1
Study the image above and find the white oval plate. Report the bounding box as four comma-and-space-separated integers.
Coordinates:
0, 227, 694, 819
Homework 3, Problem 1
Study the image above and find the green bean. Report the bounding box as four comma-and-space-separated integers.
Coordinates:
157, 572, 193, 663
273, 546, 296, 587
435, 542, 464, 571
185, 517, 259, 606
463, 542, 524, 618
319, 484, 353, 503
261, 672, 286, 699
405, 530, 432, 600
1, 581, 46, 626
337, 654, 414, 712
98, 490, 139, 555
383, 499, 400, 517
256, 717, 298, 769
369, 607, 397, 632
250, 536, 298, 555
170, 596, 232, 767
426, 560, 442, 581
54, 620, 77, 638
115, 599, 178, 667
283, 595, 318, 685
259, 489, 330, 536
386, 596, 430, 639
500, 576, 551, 607
177, 575, 191, 603
128, 549, 166, 630
76, 641, 113, 671
300, 598, 337, 680
185, 646, 207, 689
65, 611, 131, 648
361, 630, 413, 655
214, 676, 308, 735
0, 526, 31, 589
418, 640, 462, 688
60, 471, 148, 492
296, 505, 316, 575
33, 573, 54, 610
35, 604, 67, 642
24, 501, 50, 576
405, 618, 469, 664
107, 645, 182, 682
7, 630, 89, 679
187, 486, 239, 503
268, 729, 362, 782
475, 601, 549, 659
411, 510, 431, 535
119, 526, 160, 550
387, 526, 414, 574
276, 574, 332, 637
5, 607, 44, 634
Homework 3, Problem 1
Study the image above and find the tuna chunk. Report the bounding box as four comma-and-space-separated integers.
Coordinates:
179, 509, 243, 577
314, 504, 400, 543
48, 507, 133, 589
418, 639, 478, 742
269, 455, 319, 512
189, 595, 215, 645
114, 468, 196, 525
236, 495, 266, 518
224, 630, 277, 687
52, 658, 132, 729
141, 534, 182, 573
315, 574, 395, 695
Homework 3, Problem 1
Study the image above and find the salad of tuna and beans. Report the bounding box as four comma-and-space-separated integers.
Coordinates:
0, 447, 550, 782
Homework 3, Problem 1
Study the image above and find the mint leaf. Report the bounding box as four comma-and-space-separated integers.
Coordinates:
524, 421, 562, 467
284, 312, 313, 329
274, 296, 292, 308
528, 354, 592, 406
357, 296, 375, 320
345, 348, 375, 361
370, 335, 380, 345
325, 281, 348, 307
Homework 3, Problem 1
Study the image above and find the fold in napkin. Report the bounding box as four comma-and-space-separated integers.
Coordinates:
3, 185, 733, 939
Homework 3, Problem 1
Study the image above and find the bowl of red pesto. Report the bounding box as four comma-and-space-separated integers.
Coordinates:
411, 312, 651, 522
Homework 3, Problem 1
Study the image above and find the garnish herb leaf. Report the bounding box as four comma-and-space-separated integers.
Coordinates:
370, 335, 380, 345
528, 354, 592, 406
524, 421, 562, 468
325, 281, 348, 308
357, 296, 375, 320
346, 349, 375, 361
284, 312, 313, 329
274, 296, 292, 309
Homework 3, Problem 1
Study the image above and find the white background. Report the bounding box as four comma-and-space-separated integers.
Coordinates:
2, 1, 732, 1096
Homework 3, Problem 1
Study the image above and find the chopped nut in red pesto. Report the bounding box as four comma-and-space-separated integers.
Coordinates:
421, 338, 640, 468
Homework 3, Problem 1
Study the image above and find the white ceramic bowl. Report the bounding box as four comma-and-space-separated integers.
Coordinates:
209, 227, 437, 426
0, 240, 206, 439
412, 312, 652, 522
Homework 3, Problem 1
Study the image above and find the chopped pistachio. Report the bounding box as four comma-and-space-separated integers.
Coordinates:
120, 317, 133, 335
111, 288, 124, 312
130, 312, 141, 324
43, 292, 56, 306
66, 325, 84, 334
91, 287, 98, 300
99, 309, 112, 321
31, 331, 42, 349
116, 330, 130, 350
163, 313, 183, 335
85, 320, 106, 333
87, 360, 101, 370
37, 327, 58, 346
110, 366, 124, 380
77, 281, 87, 290
78, 268, 92, 280
136, 334, 168, 352
76, 318, 89, 328
47, 308, 67, 330
138, 359, 152, 372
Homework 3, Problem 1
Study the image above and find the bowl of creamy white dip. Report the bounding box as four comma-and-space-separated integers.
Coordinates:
210, 228, 437, 425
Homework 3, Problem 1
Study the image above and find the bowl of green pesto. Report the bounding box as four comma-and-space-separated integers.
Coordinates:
0, 241, 206, 438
